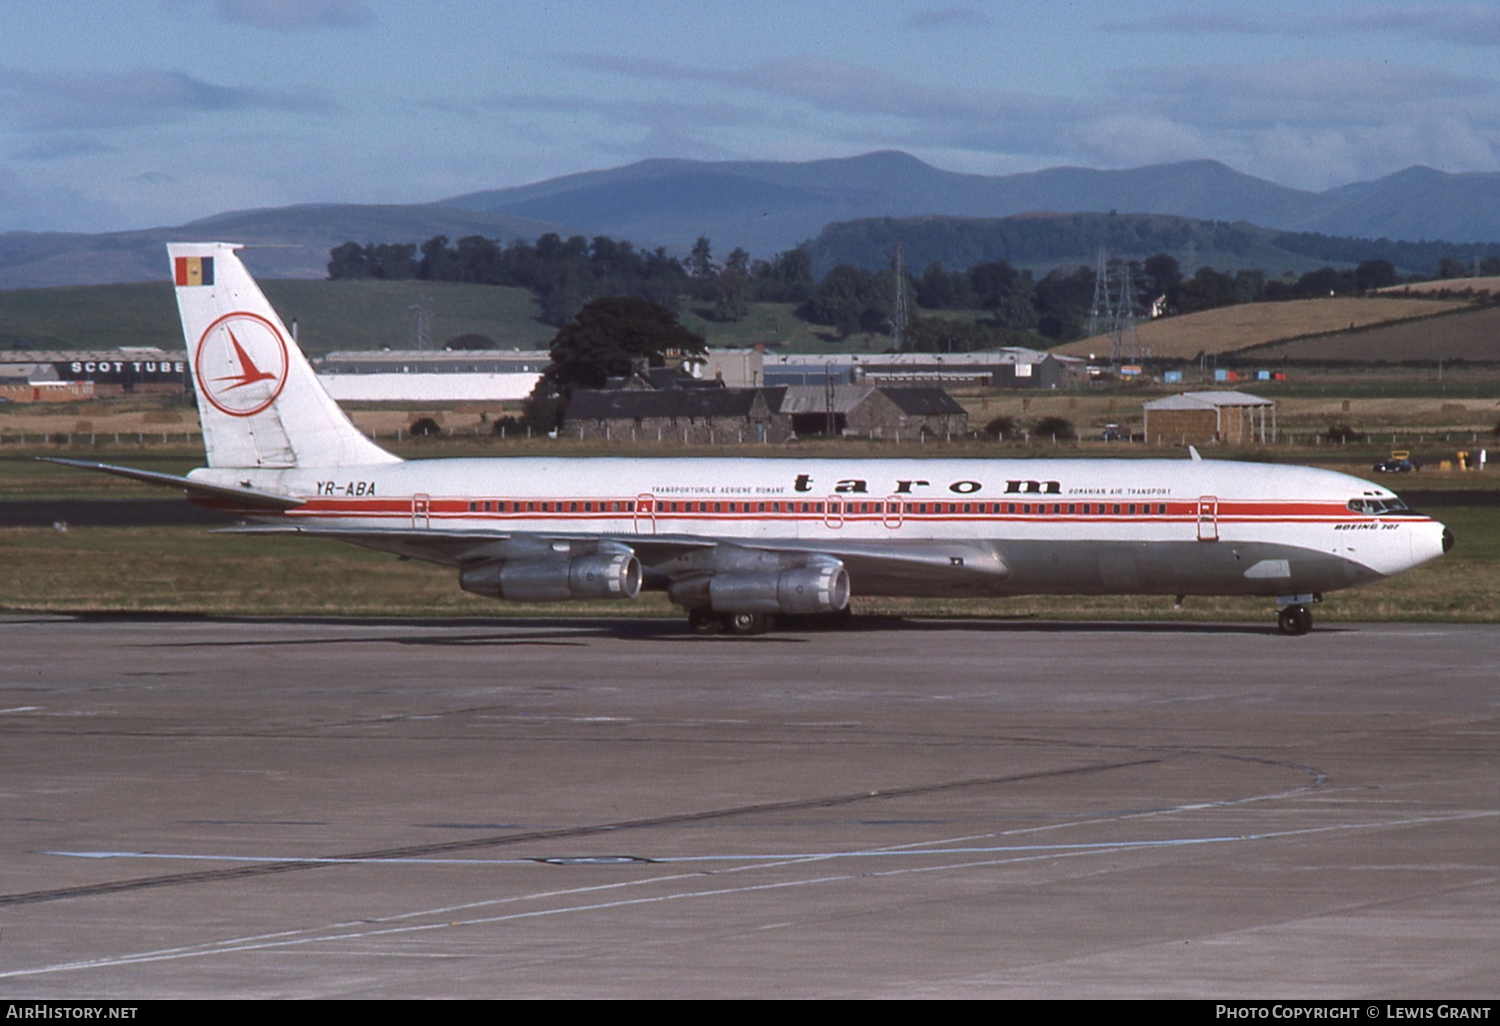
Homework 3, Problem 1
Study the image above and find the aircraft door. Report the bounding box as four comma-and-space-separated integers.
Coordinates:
634, 493, 656, 535
412, 493, 431, 530
1196, 496, 1219, 542
883, 496, 904, 530
824, 496, 845, 530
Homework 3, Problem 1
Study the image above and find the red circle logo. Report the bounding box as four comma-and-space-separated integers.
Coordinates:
194, 312, 289, 417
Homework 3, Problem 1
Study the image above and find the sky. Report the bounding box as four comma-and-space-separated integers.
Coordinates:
1, 0, 1498, 233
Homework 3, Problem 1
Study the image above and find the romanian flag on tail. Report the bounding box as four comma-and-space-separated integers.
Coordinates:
174, 256, 214, 286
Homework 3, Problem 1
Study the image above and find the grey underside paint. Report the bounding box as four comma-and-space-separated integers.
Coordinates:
238, 525, 1375, 600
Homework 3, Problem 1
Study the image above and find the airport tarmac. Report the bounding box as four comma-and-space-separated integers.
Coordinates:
0, 614, 1496, 998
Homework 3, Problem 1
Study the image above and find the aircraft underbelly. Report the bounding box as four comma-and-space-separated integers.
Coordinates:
990, 538, 1369, 597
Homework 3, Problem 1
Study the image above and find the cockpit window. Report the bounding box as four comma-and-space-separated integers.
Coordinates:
1347, 497, 1412, 515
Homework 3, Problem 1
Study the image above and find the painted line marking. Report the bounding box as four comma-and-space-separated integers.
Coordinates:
9, 809, 1497, 982
45, 809, 1500, 869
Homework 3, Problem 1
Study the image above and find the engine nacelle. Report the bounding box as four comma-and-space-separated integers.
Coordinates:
460, 548, 642, 603
702, 563, 850, 616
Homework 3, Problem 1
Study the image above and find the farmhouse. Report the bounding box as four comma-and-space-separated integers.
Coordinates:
564, 387, 790, 443
779, 385, 968, 439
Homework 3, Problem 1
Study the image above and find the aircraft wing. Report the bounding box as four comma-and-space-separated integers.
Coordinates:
218, 522, 1005, 595
217, 523, 717, 567
39, 458, 304, 511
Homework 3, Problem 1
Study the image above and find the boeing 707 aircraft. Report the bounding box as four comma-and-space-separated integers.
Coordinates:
51, 243, 1451, 635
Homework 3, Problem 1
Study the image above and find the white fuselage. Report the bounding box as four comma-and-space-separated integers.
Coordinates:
192, 455, 1448, 599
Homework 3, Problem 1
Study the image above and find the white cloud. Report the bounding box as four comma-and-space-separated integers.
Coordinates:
1071, 114, 1213, 167
1110, 3, 1500, 46
177, 0, 374, 31
905, 8, 992, 31
0, 68, 336, 132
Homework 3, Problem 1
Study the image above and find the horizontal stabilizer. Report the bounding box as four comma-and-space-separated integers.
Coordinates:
40, 458, 303, 511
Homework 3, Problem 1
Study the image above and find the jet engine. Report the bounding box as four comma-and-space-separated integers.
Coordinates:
670, 560, 850, 616
459, 543, 642, 603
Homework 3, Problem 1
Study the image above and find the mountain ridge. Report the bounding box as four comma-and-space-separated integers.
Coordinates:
2, 151, 1498, 289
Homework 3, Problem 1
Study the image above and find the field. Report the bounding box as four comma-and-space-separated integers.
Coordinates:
1249, 304, 1500, 362
1051, 295, 1472, 360
1380, 275, 1500, 296
0, 279, 558, 355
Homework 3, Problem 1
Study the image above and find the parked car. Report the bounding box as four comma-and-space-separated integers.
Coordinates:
1372, 457, 1415, 473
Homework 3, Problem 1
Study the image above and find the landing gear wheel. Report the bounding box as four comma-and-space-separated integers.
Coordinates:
726, 611, 771, 636
688, 608, 725, 635
1277, 604, 1313, 636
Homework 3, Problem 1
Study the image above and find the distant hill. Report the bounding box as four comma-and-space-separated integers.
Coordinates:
443, 151, 1500, 255
5, 150, 1500, 289
0, 205, 574, 290
802, 213, 1500, 278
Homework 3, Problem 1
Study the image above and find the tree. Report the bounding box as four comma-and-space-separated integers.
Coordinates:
687, 235, 717, 298
327, 241, 368, 279
1354, 259, 1398, 292
1436, 257, 1467, 279
802, 264, 877, 337
524, 296, 706, 430
751, 248, 814, 303
712, 247, 752, 322
545, 296, 706, 392
1141, 253, 1182, 300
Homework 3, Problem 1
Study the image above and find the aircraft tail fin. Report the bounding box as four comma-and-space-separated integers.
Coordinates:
169, 242, 399, 469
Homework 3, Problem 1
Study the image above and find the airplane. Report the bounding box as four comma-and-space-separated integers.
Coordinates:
49, 242, 1452, 637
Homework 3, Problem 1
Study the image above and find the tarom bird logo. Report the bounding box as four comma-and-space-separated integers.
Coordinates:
213, 329, 278, 390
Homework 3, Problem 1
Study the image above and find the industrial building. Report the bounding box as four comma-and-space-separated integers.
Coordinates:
702, 347, 1084, 389
0, 349, 186, 401
312, 350, 550, 402
1142, 391, 1276, 446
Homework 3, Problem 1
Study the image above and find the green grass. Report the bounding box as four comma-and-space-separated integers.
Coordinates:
0, 279, 559, 355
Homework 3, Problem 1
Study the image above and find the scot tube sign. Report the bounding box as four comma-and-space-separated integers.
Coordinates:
194, 311, 289, 417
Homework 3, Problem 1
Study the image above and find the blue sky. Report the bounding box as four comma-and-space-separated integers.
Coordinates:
2, 0, 1498, 233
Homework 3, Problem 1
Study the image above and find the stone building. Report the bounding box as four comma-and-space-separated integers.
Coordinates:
564, 387, 790, 443
779, 385, 968, 439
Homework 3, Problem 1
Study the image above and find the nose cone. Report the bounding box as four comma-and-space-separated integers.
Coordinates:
1411, 519, 1450, 569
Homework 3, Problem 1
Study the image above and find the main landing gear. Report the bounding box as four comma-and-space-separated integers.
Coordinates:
686, 607, 856, 636
688, 608, 772, 636
1276, 604, 1313, 636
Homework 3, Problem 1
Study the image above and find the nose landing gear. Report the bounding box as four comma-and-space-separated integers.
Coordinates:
1276, 604, 1313, 636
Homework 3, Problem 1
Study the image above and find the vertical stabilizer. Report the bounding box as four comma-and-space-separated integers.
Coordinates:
170, 243, 399, 469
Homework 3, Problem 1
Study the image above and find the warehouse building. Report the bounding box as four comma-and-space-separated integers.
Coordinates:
759, 348, 1083, 389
